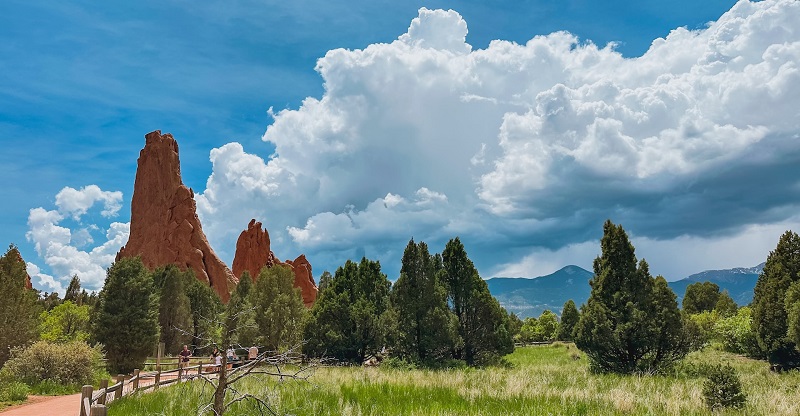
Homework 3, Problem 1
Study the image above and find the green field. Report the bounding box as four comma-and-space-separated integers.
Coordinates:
108, 344, 800, 415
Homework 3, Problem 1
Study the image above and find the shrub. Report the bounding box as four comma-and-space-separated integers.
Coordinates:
702, 364, 746, 410
0, 381, 29, 402
3, 341, 104, 386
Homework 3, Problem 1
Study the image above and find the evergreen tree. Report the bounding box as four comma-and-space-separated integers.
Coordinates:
441, 237, 513, 364
389, 239, 459, 363
93, 257, 159, 373
231, 271, 258, 348
683, 282, 721, 314
785, 281, 800, 349
153, 265, 193, 354
184, 270, 223, 353
304, 258, 391, 362
752, 230, 800, 368
63, 275, 82, 305
317, 270, 332, 292
557, 299, 580, 341
0, 245, 39, 365
574, 220, 687, 374
38, 291, 62, 311
251, 265, 308, 351
507, 312, 523, 339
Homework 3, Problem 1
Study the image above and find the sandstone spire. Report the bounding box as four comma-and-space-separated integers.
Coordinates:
232, 219, 318, 307
116, 130, 237, 301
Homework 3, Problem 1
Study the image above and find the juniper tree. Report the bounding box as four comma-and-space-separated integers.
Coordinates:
557, 299, 580, 341
389, 239, 459, 363
153, 264, 193, 354
752, 230, 800, 368
441, 237, 513, 365
574, 220, 687, 374
93, 257, 159, 373
304, 257, 391, 362
251, 265, 307, 352
0, 245, 39, 365
683, 282, 721, 315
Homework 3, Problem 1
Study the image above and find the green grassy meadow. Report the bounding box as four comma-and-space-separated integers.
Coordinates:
108, 344, 800, 415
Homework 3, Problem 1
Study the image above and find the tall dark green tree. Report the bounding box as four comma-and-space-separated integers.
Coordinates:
93, 257, 159, 373
574, 220, 687, 374
304, 258, 391, 362
153, 265, 193, 354
184, 270, 223, 353
714, 290, 738, 318
64, 275, 84, 305
251, 265, 308, 351
231, 271, 258, 348
390, 239, 459, 363
752, 230, 800, 368
0, 245, 39, 365
683, 282, 721, 314
557, 299, 579, 341
441, 237, 513, 364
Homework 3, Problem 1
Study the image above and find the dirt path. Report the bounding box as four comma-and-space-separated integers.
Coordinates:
0, 393, 81, 416
0, 372, 185, 416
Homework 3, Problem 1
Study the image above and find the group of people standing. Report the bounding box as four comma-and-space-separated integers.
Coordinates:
178, 344, 260, 373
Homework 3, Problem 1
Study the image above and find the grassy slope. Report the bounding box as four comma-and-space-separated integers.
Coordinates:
108, 345, 800, 415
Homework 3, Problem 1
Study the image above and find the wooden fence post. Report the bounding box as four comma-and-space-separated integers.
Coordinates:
114, 374, 124, 400
97, 379, 108, 405
154, 365, 161, 389
80, 385, 93, 416
156, 342, 164, 368
198, 362, 203, 376
132, 369, 140, 391
90, 404, 108, 416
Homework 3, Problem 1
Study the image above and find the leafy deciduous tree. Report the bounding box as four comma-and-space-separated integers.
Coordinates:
39, 300, 90, 343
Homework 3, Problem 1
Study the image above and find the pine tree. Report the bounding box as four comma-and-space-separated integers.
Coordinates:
441, 237, 513, 364
64, 275, 84, 305
389, 239, 459, 364
304, 258, 391, 362
153, 265, 193, 354
93, 257, 159, 373
574, 220, 687, 374
0, 245, 39, 365
557, 299, 579, 341
251, 265, 308, 351
752, 230, 800, 368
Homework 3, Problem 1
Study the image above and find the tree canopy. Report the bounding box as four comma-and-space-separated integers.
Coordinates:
574, 220, 687, 374
0, 245, 39, 365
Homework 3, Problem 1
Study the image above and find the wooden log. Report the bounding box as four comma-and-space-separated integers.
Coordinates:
89, 404, 108, 416
97, 379, 108, 405
80, 385, 93, 416
114, 374, 124, 400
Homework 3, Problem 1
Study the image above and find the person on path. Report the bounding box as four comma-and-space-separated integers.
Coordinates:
179, 345, 192, 377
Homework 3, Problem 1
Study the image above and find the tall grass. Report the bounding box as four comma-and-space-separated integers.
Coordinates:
109, 344, 800, 415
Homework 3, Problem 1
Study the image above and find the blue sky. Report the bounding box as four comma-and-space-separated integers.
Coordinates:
3, 0, 799, 294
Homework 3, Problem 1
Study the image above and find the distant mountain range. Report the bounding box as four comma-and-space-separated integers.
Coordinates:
487, 263, 764, 319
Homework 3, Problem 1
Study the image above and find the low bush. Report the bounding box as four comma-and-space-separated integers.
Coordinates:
3, 340, 104, 387
702, 364, 747, 410
0, 381, 29, 402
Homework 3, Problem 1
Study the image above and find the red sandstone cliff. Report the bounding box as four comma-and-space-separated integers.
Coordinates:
232, 219, 318, 307
116, 130, 237, 301
7, 246, 32, 289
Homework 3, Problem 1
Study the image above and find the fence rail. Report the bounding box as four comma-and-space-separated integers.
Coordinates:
78, 360, 228, 416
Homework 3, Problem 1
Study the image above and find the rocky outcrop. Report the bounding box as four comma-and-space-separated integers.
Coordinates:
116, 130, 237, 301
232, 219, 318, 307
6, 246, 32, 289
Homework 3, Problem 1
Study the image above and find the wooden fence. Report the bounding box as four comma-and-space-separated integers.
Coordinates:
78, 357, 224, 416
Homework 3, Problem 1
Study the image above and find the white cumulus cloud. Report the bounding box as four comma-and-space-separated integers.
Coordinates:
196, 0, 800, 279
26, 185, 129, 292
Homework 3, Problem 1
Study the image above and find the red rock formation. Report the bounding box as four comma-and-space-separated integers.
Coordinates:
232, 219, 318, 307
116, 130, 237, 301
